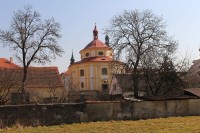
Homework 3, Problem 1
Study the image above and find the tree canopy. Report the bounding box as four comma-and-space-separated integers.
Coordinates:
106, 10, 178, 97
0, 5, 64, 94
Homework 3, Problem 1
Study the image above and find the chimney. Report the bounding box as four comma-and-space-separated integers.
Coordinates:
10, 57, 13, 63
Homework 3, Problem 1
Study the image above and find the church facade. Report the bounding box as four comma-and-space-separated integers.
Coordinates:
63, 25, 125, 101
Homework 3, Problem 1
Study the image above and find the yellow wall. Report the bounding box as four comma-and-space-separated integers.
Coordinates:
26, 87, 65, 103
79, 47, 113, 60
1, 86, 65, 104
69, 61, 114, 92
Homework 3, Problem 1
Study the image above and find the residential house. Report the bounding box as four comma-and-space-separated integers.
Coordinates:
0, 58, 65, 104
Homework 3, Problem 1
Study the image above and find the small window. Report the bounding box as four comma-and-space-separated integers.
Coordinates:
98, 51, 103, 55
80, 69, 84, 76
102, 68, 107, 75
86, 53, 89, 57
81, 82, 84, 88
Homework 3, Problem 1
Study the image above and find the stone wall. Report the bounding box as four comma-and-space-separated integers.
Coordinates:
85, 100, 192, 121
0, 103, 85, 127
1, 99, 200, 127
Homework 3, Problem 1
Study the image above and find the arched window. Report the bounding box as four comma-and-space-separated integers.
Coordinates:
102, 68, 107, 75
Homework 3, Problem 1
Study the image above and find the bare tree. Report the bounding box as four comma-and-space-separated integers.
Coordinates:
0, 5, 64, 94
48, 80, 58, 103
140, 55, 187, 96
0, 69, 20, 104
48, 78, 67, 103
106, 10, 178, 98
63, 76, 80, 102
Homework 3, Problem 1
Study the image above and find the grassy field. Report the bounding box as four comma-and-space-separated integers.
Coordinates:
1, 116, 200, 133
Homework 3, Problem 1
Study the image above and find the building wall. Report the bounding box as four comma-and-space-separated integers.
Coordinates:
1, 86, 65, 104
69, 62, 113, 92
62, 75, 71, 91
109, 75, 122, 95
79, 48, 113, 60
25, 87, 65, 103
187, 59, 200, 87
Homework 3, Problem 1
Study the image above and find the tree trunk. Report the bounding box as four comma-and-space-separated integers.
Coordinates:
133, 58, 140, 98
17, 66, 30, 104
133, 71, 139, 98
22, 66, 28, 94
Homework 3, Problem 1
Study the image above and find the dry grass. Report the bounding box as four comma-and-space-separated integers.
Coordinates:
1, 116, 200, 133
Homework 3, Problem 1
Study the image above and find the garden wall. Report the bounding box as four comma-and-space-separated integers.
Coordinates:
1, 99, 200, 127
0, 103, 85, 127
86, 99, 193, 121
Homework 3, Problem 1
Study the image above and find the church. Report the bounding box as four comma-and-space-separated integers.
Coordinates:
63, 25, 124, 100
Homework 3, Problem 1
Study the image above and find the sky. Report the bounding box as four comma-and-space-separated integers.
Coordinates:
0, 0, 200, 73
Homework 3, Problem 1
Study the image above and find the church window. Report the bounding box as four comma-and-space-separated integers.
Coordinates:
86, 53, 89, 57
102, 68, 107, 75
98, 51, 103, 55
80, 69, 84, 76
81, 82, 84, 88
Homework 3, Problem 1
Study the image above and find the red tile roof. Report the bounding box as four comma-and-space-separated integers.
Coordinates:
0, 67, 63, 88
0, 58, 20, 68
83, 39, 109, 50
26, 67, 63, 88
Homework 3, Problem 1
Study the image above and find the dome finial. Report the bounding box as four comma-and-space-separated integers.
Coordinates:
93, 23, 98, 40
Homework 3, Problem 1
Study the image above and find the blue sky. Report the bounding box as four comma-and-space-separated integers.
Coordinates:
0, 0, 200, 73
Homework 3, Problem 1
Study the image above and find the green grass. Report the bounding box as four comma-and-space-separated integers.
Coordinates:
1, 116, 200, 133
